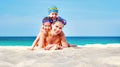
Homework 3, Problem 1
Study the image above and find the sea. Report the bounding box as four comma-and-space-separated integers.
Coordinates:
0, 36, 120, 46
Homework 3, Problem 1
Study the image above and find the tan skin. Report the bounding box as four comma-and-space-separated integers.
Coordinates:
29, 12, 69, 50
29, 22, 51, 50
38, 21, 69, 50
49, 12, 58, 20
29, 12, 58, 50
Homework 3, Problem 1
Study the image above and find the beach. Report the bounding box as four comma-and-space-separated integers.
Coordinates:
0, 44, 120, 67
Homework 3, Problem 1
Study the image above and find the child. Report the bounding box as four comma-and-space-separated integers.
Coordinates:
30, 6, 69, 50
48, 6, 66, 24
48, 6, 59, 22
29, 17, 53, 50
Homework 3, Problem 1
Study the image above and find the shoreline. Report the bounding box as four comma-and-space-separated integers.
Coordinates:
0, 44, 120, 67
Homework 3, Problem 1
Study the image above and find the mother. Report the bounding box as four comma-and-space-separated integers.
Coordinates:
38, 19, 69, 50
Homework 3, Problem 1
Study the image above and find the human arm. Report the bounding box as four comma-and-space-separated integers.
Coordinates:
30, 25, 45, 50
30, 32, 41, 49
38, 31, 47, 49
60, 31, 70, 48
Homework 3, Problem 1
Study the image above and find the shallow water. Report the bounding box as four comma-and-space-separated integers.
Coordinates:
0, 36, 120, 46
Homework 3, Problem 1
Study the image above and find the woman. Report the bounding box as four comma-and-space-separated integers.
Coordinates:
30, 6, 67, 50
38, 20, 69, 50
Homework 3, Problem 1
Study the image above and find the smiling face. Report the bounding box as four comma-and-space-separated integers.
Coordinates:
49, 12, 58, 19
43, 22, 51, 32
51, 21, 64, 35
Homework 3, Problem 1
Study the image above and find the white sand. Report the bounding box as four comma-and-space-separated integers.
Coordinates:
0, 44, 120, 67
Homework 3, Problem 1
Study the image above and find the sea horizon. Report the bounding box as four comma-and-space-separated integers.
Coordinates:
0, 36, 120, 37
0, 36, 120, 46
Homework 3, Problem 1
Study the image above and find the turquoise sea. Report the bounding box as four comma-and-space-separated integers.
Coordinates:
0, 36, 120, 46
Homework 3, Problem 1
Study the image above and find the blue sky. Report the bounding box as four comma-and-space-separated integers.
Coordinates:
0, 0, 120, 36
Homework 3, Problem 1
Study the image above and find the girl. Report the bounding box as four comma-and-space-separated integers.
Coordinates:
29, 17, 53, 50
30, 6, 68, 50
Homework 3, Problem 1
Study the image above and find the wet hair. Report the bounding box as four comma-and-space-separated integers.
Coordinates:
42, 17, 53, 24
57, 17, 67, 25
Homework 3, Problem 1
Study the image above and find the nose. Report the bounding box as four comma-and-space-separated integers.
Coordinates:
45, 26, 50, 29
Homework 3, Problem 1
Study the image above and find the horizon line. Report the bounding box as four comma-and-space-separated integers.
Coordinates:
0, 36, 120, 37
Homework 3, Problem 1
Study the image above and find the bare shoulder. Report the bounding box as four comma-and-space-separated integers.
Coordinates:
40, 30, 48, 36
60, 31, 65, 36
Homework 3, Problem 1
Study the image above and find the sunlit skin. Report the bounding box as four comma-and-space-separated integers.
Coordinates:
29, 22, 52, 50
29, 11, 68, 50
44, 21, 65, 50
39, 21, 69, 50
42, 22, 52, 32
51, 21, 64, 36
49, 12, 58, 20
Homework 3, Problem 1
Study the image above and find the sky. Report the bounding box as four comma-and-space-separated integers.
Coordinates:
0, 0, 120, 36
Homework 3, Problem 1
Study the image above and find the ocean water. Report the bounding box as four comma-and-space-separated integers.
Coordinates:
0, 36, 120, 46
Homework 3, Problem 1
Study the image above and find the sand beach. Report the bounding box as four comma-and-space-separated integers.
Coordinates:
0, 44, 120, 67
